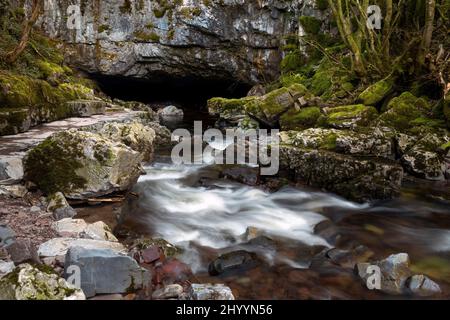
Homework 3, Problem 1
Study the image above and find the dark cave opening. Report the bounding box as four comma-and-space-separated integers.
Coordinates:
91, 73, 252, 109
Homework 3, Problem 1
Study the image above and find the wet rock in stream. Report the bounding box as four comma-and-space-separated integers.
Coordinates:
209, 250, 260, 276
188, 283, 235, 300
356, 253, 442, 297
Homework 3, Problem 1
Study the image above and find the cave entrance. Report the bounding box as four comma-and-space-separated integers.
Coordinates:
91, 74, 251, 109
90, 74, 251, 129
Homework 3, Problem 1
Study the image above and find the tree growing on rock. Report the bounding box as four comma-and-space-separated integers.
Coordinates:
5, 0, 43, 64
323, 0, 448, 98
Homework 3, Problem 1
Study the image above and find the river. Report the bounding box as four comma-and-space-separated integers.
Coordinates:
115, 106, 450, 299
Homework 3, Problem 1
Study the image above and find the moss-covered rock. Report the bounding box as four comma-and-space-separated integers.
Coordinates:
245, 84, 309, 127
0, 72, 96, 136
207, 97, 255, 120
97, 121, 156, 161
0, 264, 85, 300
320, 105, 378, 129
401, 132, 450, 181
280, 145, 403, 202
66, 100, 107, 117
281, 127, 395, 158
280, 128, 339, 151
23, 127, 145, 199
279, 107, 322, 131
358, 78, 394, 106
377, 92, 436, 131
0, 108, 31, 136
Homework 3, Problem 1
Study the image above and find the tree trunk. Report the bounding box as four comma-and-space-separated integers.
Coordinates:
6, 0, 41, 64
418, 0, 436, 65
383, 0, 393, 57
327, 0, 367, 76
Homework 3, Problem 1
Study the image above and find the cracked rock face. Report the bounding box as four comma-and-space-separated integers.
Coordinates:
38, 0, 313, 85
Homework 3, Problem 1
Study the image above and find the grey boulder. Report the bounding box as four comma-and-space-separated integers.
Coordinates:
64, 246, 150, 298
188, 284, 235, 300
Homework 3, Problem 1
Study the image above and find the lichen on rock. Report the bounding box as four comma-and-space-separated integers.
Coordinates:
0, 264, 85, 300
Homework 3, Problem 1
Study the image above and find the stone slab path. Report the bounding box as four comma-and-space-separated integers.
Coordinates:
0, 111, 144, 157
0, 111, 145, 184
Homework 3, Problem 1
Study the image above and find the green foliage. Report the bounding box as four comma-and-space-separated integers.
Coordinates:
299, 16, 322, 35
315, 0, 329, 10
281, 51, 304, 74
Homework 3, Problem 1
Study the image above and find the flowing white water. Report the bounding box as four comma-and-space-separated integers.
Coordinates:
129, 161, 369, 272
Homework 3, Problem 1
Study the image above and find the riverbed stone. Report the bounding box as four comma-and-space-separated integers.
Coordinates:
401, 133, 449, 181
220, 165, 260, 186
52, 219, 118, 242
158, 106, 184, 120
356, 253, 412, 295
280, 145, 403, 202
0, 264, 85, 300
209, 250, 259, 276
407, 274, 441, 297
155, 258, 193, 285
0, 225, 15, 247
0, 260, 15, 277
47, 192, 77, 220
38, 238, 126, 262
23, 128, 145, 199
152, 284, 184, 300
0, 157, 24, 183
65, 247, 150, 298
188, 283, 235, 300
5, 239, 36, 264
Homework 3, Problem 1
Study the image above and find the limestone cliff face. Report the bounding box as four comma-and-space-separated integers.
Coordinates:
38, 0, 319, 85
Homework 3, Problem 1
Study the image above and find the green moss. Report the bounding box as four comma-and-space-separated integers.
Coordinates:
358, 78, 394, 106
24, 133, 87, 195
378, 92, 436, 131
246, 87, 291, 121
299, 16, 322, 35
281, 51, 304, 74
440, 141, 450, 151
310, 70, 332, 96
410, 117, 446, 128
385, 92, 431, 113
315, 0, 329, 10
280, 106, 322, 131
280, 73, 306, 87
0, 108, 29, 135
98, 24, 110, 33
134, 30, 160, 42
36, 60, 66, 80
207, 97, 255, 117
322, 105, 378, 128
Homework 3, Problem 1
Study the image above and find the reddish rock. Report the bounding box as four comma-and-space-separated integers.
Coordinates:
154, 258, 193, 285
142, 246, 162, 264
